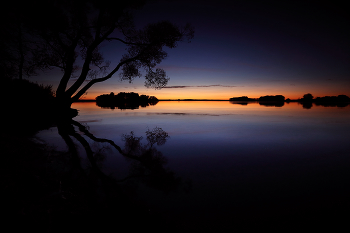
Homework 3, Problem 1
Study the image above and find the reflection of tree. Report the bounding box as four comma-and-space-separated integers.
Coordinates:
229, 101, 251, 105
57, 119, 180, 192
97, 100, 159, 110
302, 102, 313, 109
120, 128, 180, 192
259, 102, 284, 107
47, 119, 183, 231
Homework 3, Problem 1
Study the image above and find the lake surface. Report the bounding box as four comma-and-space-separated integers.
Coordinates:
37, 101, 350, 230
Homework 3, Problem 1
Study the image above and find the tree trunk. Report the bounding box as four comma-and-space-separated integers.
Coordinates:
54, 95, 78, 121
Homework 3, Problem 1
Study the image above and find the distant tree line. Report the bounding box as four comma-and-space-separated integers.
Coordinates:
230, 95, 285, 102
258, 95, 285, 102
298, 93, 350, 108
230, 94, 349, 103
96, 92, 159, 109
229, 94, 349, 108
229, 96, 255, 101
299, 93, 350, 102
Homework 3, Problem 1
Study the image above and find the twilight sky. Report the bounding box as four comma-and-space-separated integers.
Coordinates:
34, 0, 350, 100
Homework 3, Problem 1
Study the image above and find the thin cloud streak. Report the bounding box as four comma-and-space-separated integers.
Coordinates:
162, 84, 239, 88
147, 112, 240, 117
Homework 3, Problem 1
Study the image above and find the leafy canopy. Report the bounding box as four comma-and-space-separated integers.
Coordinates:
2, 0, 194, 102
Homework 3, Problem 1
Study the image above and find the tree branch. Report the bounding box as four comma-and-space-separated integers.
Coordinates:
56, 36, 80, 98
71, 54, 140, 102
71, 120, 144, 163
64, 26, 116, 98
70, 130, 114, 182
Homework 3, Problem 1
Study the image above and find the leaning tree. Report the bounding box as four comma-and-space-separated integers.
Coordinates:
17, 0, 193, 110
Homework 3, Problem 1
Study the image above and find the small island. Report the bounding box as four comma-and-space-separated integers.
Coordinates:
230, 95, 285, 107
229, 96, 256, 101
96, 92, 159, 110
229, 94, 349, 108
297, 94, 350, 108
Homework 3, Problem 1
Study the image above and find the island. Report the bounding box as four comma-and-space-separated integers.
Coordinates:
297, 94, 350, 108
229, 94, 349, 108
229, 96, 256, 101
229, 95, 285, 107
96, 92, 159, 110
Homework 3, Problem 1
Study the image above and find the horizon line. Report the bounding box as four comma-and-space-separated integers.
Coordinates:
77, 98, 305, 102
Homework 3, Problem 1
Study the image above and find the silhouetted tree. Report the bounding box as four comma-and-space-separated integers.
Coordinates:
4, 0, 194, 112
96, 91, 159, 109
258, 95, 285, 101
302, 93, 313, 101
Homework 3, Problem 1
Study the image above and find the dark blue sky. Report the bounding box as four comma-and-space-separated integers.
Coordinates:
35, 0, 350, 99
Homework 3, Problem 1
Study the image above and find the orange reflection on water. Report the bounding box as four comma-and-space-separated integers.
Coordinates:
72, 100, 350, 118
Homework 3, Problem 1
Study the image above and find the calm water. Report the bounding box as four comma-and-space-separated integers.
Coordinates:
37, 101, 350, 230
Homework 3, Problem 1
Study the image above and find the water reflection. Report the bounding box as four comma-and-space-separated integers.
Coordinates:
229, 101, 253, 106
302, 101, 313, 109
230, 100, 286, 107
315, 102, 349, 107
35, 101, 350, 231
46, 118, 185, 231
259, 101, 285, 107
97, 101, 158, 110
56, 118, 180, 192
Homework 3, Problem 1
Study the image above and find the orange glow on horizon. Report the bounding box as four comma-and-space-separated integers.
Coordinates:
81, 91, 350, 101
72, 100, 349, 116
79, 82, 350, 101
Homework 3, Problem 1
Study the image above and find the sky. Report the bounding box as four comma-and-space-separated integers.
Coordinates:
33, 0, 350, 100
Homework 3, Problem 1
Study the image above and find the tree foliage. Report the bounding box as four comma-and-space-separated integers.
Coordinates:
3, 0, 194, 107
302, 93, 314, 101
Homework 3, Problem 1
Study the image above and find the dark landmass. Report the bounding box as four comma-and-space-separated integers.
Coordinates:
2, 79, 58, 135
293, 94, 350, 109
230, 95, 285, 107
229, 96, 256, 101
259, 95, 285, 102
257, 95, 285, 107
230, 95, 285, 102
96, 92, 159, 110
228, 95, 349, 108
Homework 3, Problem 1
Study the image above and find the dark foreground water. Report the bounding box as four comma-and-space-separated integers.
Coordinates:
37, 101, 350, 230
